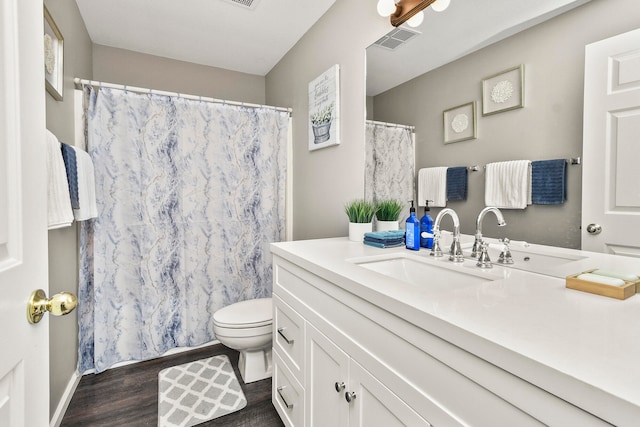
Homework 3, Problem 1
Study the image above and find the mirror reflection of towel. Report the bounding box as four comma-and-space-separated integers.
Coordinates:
418, 167, 447, 207
446, 167, 468, 201
484, 160, 531, 209
531, 159, 566, 204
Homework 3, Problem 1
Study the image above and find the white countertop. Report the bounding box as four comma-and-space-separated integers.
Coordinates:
271, 236, 640, 426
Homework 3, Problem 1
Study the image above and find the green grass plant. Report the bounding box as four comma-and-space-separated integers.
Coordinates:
344, 199, 377, 223
375, 199, 404, 221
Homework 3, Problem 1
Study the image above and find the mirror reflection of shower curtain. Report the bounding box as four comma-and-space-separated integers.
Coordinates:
78, 86, 290, 373
365, 121, 415, 223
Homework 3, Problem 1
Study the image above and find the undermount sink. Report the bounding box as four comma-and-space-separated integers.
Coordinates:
351, 253, 497, 291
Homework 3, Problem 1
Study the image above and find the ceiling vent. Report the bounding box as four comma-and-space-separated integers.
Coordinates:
373, 26, 421, 50
221, 0, 260, 10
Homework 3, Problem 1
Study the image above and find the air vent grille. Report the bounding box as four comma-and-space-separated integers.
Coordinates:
374, 27, 421, 50
221, 0, 260, 10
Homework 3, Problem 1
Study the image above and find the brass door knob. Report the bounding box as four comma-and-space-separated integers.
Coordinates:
27, 289, 78, 324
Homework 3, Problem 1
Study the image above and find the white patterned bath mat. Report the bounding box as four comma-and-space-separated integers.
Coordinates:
158, 354, 247, 427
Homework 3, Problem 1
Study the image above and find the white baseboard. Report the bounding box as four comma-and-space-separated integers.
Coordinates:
50, 370, 81, 427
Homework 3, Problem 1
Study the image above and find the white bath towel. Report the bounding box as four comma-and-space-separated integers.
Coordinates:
73, 147, 98, 221
46, 130, 74, 229
417, 167, 448, 207
484, 160, 532, 209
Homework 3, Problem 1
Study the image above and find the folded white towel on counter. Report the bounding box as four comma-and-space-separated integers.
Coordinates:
73, 147, 98, 221
46, 130, 74, 230
485, 160, 532, 209
417, 167, 448, 207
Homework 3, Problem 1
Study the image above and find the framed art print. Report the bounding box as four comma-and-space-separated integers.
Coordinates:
44, 6, 64, 101
308, 65, 340, 151
482, 65, 524, 116
443, 101, 477, 144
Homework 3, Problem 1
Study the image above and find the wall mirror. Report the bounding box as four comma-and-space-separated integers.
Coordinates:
365, 0, 597, 249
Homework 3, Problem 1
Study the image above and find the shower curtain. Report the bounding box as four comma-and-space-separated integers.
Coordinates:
365, 121, 415, 222
78, 86, 290, 373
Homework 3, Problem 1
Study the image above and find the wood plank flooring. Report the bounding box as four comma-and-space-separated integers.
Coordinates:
61, 343, 284, 427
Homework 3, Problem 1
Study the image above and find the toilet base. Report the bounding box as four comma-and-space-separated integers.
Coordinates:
238, 347, 273, 383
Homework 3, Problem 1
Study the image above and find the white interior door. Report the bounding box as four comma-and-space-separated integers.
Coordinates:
0, 0, 49, 426
582, 28, 640, 256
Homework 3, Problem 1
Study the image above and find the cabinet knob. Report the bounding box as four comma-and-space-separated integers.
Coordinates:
334, 381, 345, 392
345, 391, 357, 403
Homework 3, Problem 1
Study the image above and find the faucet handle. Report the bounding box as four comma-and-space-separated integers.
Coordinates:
476, 242, 492, 269
498, 238, 514, 264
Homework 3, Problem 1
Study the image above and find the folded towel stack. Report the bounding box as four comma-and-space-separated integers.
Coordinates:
363, 230, 405, 248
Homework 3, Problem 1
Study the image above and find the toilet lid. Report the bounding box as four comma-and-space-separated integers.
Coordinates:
213, 297, 273, 328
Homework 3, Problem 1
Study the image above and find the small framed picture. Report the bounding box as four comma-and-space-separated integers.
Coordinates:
44, 6, 64, 101
443, 101, 477, 144
482, 65, 524, 116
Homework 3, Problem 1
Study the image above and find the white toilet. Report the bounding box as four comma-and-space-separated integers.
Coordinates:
213, 297, 273, 383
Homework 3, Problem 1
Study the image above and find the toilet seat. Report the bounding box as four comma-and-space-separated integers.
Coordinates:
213, 298, 273, 329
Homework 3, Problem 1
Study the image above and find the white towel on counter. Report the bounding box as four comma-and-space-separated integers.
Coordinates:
484, 160, 532, 209
417, 167, 448, 207
46, 130, 74, 229
73, 147, 98, 221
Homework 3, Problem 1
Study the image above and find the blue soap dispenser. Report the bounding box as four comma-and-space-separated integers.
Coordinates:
420, 200, 434, 249
405, 200, 420, 251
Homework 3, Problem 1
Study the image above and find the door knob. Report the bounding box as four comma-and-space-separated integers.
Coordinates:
586, 223, 602, 235
27, 289, 78, 324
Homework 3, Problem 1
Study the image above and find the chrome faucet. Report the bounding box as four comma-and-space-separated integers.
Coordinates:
471, 207, 507, 258
430, 208, 464, 262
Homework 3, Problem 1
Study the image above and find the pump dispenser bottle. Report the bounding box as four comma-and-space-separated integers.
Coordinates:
420, 200, 434, 249
405, 200, 420, 251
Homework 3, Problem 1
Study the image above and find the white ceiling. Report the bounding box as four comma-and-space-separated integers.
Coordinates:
75, 0, 591, 94
74, 0, 337, 76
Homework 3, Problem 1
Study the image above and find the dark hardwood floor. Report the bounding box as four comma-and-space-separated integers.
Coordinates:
61, 343, 284, 427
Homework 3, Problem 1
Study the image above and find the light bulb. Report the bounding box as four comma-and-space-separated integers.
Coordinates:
377, 0, 396, 17
431, 0, 451, 12
407, 10, 424, 27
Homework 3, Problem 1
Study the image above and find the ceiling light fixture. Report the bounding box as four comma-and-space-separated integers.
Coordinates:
377, 0, 450, 27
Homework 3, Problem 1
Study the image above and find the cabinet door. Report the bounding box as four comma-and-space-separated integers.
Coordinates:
306, 324, 350, 427
348, 359, 431, 427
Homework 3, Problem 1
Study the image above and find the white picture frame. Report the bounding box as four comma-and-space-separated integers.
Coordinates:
443, 101, 477, 144
482, 65, 524, 116
308, 65, 340, 151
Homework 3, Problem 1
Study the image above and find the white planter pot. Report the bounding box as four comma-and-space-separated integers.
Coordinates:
376, 220, 399, 232
349, 222, 372, 242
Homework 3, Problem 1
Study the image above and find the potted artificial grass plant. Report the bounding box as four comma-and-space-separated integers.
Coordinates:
345, 199, 377, 242
375, 199, 404, 231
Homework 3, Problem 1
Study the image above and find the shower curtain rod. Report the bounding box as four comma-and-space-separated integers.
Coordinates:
74, 78, 293, 115
366, 119, 415, 131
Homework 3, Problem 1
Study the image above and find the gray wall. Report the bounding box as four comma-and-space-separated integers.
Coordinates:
372, 0, 640, 248
93, 45, 266, 103
266, 1, 389, 240
43, 0, 92, 419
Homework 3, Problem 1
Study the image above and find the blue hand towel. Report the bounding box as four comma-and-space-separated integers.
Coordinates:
446, 167, 468, 201
60, 142, 79, 209
531, 159, 566, 204
364, 230, 405, 240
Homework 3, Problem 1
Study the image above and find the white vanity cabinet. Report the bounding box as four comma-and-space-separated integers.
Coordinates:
271, 254, 596, 427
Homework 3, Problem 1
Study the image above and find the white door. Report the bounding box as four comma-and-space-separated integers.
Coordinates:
0, 0, 49, 426
582, 28, 640, 256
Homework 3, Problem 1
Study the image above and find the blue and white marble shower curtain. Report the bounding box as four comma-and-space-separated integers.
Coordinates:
365, 122, 415, 222
78, 87, 289, 373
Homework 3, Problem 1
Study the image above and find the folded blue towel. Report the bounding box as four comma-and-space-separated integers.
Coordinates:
446, 167, 468, 201
60, 142, 79, 209
364, 230, 405, 240
364, 237, 404, 245
531, 159, 566, 204
363, 240, 405, 249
